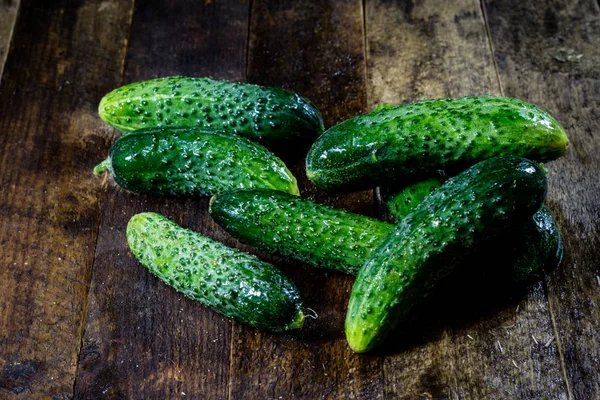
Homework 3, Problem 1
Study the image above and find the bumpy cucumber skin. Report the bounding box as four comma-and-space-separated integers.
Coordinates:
104, 128, 299, 196
345, 157, 548, 353
386, 179, 563, 282
385, 178, 443, 221
209, 189, 394, 275
127, 212, 304, 332
306, 96, 568, 192
99, 76, 324, 146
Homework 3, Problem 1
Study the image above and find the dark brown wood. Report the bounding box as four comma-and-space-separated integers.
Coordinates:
0, 0, 19, 79
365, 0, 569, 398
72, 1, 250, 399
0, 0, 134, 398
227, 1, 383, 399
484, 0, 600, 398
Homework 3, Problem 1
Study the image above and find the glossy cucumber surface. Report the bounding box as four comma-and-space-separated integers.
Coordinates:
209, 189, 394, 275
127, 212, 304, 332
307, 96, 568, 192
345, 157, 548, 353
94, 128, 299, 196
99, 76, 324, 146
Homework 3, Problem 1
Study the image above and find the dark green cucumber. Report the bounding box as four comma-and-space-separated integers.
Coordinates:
306, 96, 568, 192
507, 205, 563, 282
385, 179, 563, 283
384, 178, 444, 221
99, 76, 324, 146
93, 128, 299, 196
127, 212, 304, 332
345, 157, 547, 353
209, 189, 394, 275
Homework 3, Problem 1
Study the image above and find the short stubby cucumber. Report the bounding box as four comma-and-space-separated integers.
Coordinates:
209, 189, 394, 275
306, 96, 568, 192
93, 128, 299, 196
345, 157, 548, 353
99, 76, 324, 146
127, 212, 304, 332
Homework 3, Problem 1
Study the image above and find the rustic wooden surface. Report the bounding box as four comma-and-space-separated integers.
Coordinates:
0, 0, 598, 399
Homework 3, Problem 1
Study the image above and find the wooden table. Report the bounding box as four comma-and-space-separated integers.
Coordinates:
0, 0, 598, 398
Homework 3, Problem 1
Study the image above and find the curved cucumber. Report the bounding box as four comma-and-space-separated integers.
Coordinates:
99, 76, 324, 146
306, 96, 568, 192
209, 189, 394, 275
345, 157, 548, 353
94, 128, 299, 196
127, 212, 304, 332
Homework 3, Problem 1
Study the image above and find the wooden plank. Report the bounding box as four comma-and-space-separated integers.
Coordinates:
228, 1, 384, 399
72, 1, 249, 398
0, 0, 20, 79
0, 0, 133, 398
365, 0, 569, 398
483, 0, 600, 398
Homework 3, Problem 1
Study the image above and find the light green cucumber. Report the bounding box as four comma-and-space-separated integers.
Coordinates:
99, 76, 324, 146
127, 212, 304, 332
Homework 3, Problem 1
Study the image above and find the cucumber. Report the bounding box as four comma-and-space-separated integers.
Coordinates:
345, 157, 547, 353
127, 212, 304, 332
386, 179, 563, 282
386, 179, 563, 283
209, 189, 394, 275
99, 76, 324, 146
507, 205, 563, 282
93, 128, 299, 196
384, 178, 444, 221
306, 96, 568, 192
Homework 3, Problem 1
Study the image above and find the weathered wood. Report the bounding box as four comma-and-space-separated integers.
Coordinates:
73, 1, 249, 399
484, 0, 600, 398
365, 0, 568, 398
0, 0, 19, 79
0, 0, 133, 398
227, 1, 383, 399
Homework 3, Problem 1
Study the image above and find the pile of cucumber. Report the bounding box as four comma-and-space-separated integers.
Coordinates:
95, 76, 568, 353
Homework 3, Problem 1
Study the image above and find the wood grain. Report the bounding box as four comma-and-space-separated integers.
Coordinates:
484, 0, 600, 398
365, 0, 568, 398
73, 1, 249, 399
227, 1, 383, 399
0, 0, 134, 398
0, 0, 20, 79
